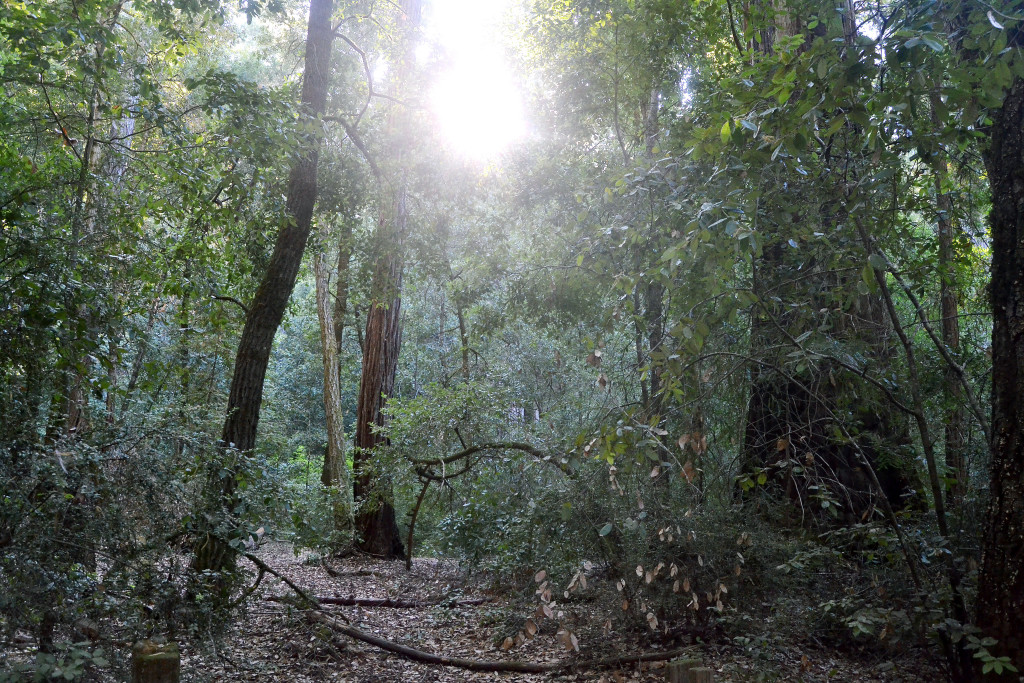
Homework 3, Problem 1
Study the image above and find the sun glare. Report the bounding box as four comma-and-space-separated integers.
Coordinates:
425, 0, 527, 162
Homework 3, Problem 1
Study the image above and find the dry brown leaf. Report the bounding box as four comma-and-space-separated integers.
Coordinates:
501, 636, 515, 650
646, 612, 659, 630
524, 619, 538, 637
535, 570, 547, 582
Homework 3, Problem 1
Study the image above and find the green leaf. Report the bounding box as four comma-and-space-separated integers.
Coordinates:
720, 120, 732, 144
867, 254, 887, 271
599, 523, 613, 536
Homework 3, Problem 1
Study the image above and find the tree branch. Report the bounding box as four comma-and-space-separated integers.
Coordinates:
210, 293, 250, 315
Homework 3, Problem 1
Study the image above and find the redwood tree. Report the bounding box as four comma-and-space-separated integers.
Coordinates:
352, 0, 421, 559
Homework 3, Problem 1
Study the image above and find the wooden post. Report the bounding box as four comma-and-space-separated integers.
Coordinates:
131, 640, 179, 683
665, 658, 714, 683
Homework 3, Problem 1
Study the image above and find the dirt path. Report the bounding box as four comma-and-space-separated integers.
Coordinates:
176, 542, 939, 682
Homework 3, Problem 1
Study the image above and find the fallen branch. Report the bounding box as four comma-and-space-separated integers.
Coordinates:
239, 544, 690, 674
238, 550, 338, 617
268, 594, 488, 609
309, 611, 690, 673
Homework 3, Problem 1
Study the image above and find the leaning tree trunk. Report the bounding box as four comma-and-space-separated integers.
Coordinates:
194, 0, 334, 573
977, 76, 1024, 677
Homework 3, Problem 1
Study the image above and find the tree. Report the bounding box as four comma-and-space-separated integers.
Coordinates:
350, 0, 422, 559
195, 0, 336, 572
974, 29, 1024, 683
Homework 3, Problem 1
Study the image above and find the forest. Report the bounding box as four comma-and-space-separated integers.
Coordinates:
1, 0, 1023, 680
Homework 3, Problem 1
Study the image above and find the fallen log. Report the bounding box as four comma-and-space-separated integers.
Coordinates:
268, 595, 488, 609
309, 611, 691, 674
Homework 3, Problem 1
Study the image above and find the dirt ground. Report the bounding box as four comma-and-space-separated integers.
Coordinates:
160, 542, 942, 683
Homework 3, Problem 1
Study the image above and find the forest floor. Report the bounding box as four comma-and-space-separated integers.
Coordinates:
170, 541, 943, 682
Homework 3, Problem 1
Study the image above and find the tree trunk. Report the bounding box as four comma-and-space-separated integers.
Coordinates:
927, 89, 968, 507
977, 76, 1024, 677
194, 0, 334, 573
315, 244, 353, 540
934, 165, 966, 505
354, 229, 407, 558
351, 0, 421, 560
332, 219, 354, 349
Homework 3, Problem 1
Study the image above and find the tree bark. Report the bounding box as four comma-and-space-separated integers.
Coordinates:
354, 235, 407, 557
351, 0, 421, 560
332, 219, 354, 349
195, 0, 335, 572
315, 244, 353, 539
934, 164, 966, 505
977, 76, 1024, 677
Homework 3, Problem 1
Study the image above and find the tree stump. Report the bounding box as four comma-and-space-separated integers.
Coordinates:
131, 640, 179, 683
665, 658, 714, 683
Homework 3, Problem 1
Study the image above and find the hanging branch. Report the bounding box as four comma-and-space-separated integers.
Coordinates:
407, 441, 569, 472
210, 293, 250, 315
334, 33, 374, 127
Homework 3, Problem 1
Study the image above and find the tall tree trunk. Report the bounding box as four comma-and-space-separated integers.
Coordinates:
934, 164, 966, 505
194, 0, 335, 573
351, 0, 421, 560
354, 237, 406, 557
977, 76, 1024, 677
315, 243, 353, 540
